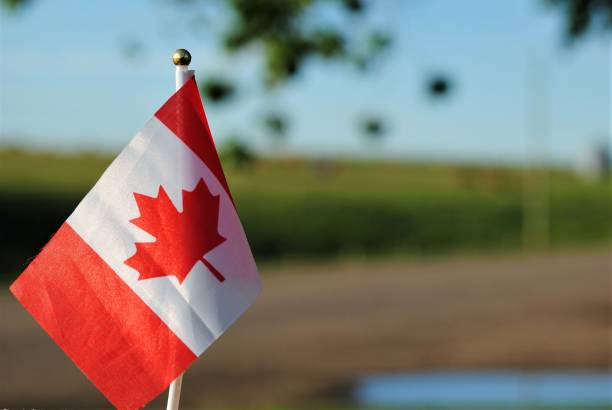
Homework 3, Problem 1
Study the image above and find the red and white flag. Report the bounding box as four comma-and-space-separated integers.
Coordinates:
10, 77, 261, 409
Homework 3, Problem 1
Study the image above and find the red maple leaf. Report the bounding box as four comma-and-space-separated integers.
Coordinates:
124, 178, 226, 284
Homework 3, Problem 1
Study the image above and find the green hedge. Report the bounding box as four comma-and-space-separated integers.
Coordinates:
0, 153, 609, 280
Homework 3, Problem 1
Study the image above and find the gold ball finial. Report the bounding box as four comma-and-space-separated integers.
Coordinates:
172, 49, 191, 66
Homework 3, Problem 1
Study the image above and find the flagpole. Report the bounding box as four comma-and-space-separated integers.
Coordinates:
166, 48, 193, 410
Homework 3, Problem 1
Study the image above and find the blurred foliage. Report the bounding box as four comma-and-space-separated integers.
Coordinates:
0, 0, 29, 11
1, 149, 609, 279
4, 0, 609, 43
263, 112, 289, 139
118, 38, 145, 62
427, 74, 453, 99
219, 138, 256, 169
220, 0, 389, 86
184, 0, 391, 134
2, 0, 610, 150
545, 0, 612, 40
3, 0, 610, 71
353, 31, 392, 71
7, 0, 610, 145
200, 77, 235, 103
342, 0, 364, 13
359, 116, 386, 140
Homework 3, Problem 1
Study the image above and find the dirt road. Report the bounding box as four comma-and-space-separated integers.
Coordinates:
1, 248, 609, 408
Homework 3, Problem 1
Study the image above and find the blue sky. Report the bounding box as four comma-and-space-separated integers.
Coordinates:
0, 0, 608, 164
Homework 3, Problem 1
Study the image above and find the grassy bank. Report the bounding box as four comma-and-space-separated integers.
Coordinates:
0, 149, 609, 278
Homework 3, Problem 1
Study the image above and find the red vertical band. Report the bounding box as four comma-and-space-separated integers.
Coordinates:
10, 223, 196, 409
155, 77, 233, 203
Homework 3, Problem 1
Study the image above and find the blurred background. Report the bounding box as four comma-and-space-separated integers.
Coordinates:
0, 0, 610, 409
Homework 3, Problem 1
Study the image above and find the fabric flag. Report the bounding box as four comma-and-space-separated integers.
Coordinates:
9, 77, 261, 409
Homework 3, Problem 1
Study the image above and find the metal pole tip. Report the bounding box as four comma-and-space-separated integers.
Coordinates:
172, 49, 191, 66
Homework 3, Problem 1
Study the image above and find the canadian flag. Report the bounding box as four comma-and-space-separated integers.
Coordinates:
10, 77, 261, 409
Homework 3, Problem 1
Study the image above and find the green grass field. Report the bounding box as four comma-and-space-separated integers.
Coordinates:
0, 148, 610, 278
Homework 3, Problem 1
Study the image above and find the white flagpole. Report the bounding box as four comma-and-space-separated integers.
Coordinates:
166, 48, 194, 410
166, 373, 184, 410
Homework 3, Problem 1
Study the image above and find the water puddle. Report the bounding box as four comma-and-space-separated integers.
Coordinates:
354, 370, 611, 408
